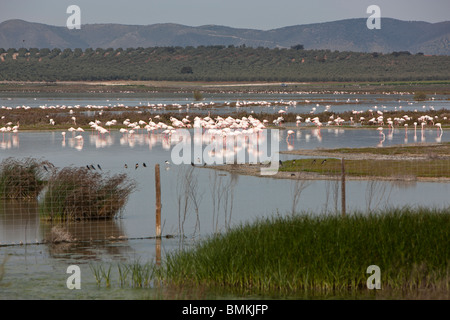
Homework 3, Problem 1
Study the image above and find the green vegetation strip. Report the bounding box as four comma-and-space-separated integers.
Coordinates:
279, 158, 450, 178
321, 143, 450, 157
1, 47, 449, 82
162, 208, 449, 295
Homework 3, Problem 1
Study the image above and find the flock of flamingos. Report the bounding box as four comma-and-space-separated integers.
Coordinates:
0, 99, 447, 152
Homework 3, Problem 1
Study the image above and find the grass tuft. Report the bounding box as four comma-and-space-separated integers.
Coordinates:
0, 157, 53, 200
161, 207, 450, 296
39, 166, 136, 221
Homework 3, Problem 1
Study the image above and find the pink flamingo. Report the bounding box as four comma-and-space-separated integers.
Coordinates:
377, 127, 385, 145
286, 130, 295, 143
435, 123, 442, 136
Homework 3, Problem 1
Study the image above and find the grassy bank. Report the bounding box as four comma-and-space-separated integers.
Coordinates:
160, 207, 449, 297
317, 143, 450, 157
1, 103, 449, 131
279, 157, 450, 179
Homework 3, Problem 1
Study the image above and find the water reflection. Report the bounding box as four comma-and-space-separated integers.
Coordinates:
53, 125, 450, 156
0, 200, 40, 244
40, 220, 125, 243
1, 92, 448, 115
0, 133, 19, 150
0, 127, 449, 246
40, 219, 129, 259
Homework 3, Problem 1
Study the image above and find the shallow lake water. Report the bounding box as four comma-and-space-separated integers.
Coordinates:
1, 91, 448, 115
0, 92, 449, 299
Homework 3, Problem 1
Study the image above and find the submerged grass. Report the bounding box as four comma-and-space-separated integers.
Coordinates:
90, 260, 160, 289
161, 207, 450, 296
39, 167, 136, 221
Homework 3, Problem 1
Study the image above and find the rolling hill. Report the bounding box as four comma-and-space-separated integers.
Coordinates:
0, 18, 448, 55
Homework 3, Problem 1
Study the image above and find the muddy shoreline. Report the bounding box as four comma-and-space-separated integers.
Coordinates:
201, 151, 450, 183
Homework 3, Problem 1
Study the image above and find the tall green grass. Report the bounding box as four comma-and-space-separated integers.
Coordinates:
90, 260, 159, 288
161, 207, 450, 295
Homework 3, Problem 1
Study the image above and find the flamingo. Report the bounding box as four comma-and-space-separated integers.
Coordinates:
286, 130, 295, 143
404, 124, 408, 143
377, 127, 385, 144
436, 123, 442, 136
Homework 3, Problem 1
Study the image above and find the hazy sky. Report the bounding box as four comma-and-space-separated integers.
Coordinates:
1, 0, 449, 30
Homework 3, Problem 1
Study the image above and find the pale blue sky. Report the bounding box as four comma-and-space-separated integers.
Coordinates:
0, 0, 449, 29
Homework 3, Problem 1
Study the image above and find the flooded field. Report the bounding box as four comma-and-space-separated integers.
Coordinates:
0, 91, 449, 299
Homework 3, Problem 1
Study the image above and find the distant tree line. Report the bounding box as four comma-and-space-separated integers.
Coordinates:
0, 46, 448, 82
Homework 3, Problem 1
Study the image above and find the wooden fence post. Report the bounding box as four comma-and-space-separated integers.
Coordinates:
341, 158, 346, 217
155, 238, 161, 266
155, 164, 161, 238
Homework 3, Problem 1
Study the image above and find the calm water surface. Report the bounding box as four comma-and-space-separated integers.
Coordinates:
0, 93, 449, 299
1, 91, 448, 114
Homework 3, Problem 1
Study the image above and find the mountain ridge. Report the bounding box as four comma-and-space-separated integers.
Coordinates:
0, 18, 448, 55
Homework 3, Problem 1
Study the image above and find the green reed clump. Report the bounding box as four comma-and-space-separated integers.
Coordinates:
39, 167, 136, 221
162, 207, 450, 295
0, 157, 53, 200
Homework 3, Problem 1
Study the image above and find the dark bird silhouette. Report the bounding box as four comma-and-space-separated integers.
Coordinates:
291, 173, 295, 177
43, 165, 48, 172
86, 165, 90, 170
90, 164, 96, 170
135, 163, 139, 170
143, 163, 147, 167
97, 164, 102, 170
311, 159, 316, 164
321, 159, 327, 165
279, 160, 283, 166
124, 164, 128, 169
191, 162, 195, 167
